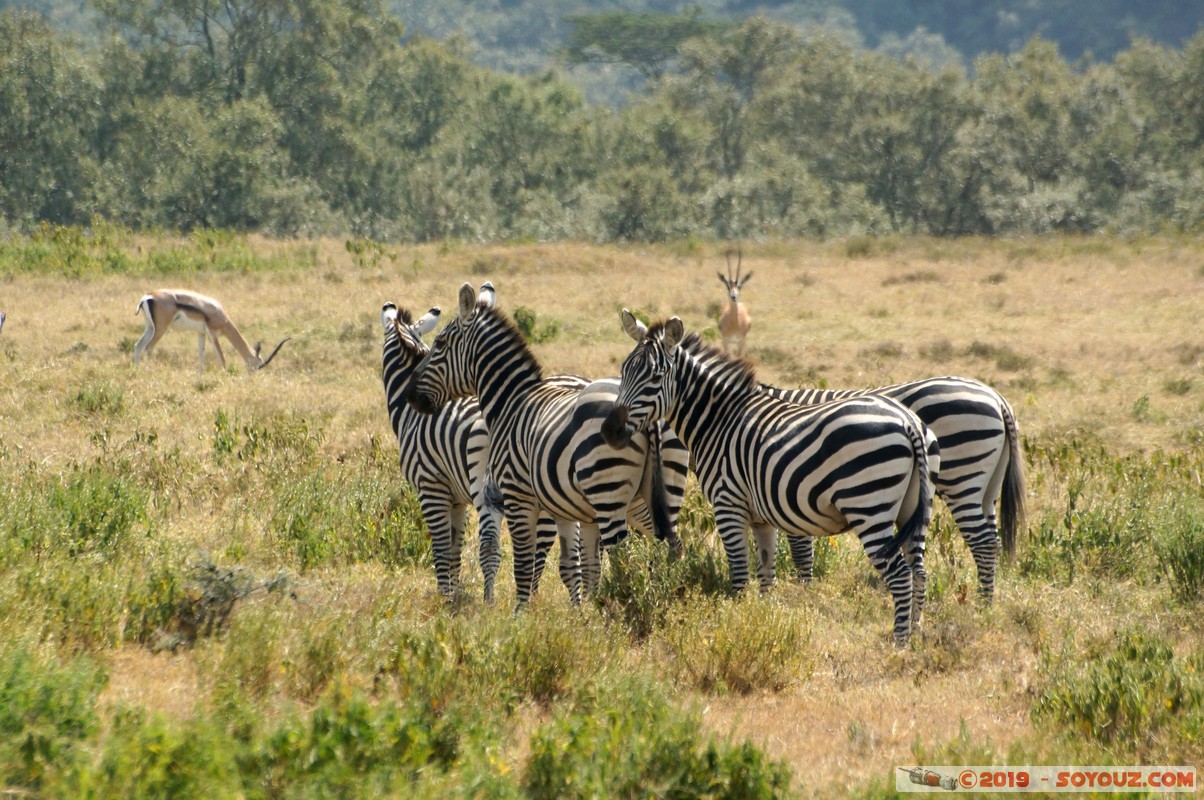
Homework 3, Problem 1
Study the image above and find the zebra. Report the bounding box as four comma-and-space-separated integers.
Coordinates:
405, 283, 686, 608
769, 380, 1023, 599
602, 311, 934, 646
383, 296, 601, 602
662, 331, 1024, 599
381, 300, 508, 603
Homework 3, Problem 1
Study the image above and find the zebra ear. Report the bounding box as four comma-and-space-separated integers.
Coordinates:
620, 309, 646, 341
478, 282, 496, 309
457, 283, 478, 320
663, 317, 685, 350
415, 307, 441, 335
381, 302, 398, 329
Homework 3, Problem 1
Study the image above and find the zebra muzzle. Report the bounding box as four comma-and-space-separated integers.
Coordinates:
404, 382, 439, 416
601, 404, 634, 449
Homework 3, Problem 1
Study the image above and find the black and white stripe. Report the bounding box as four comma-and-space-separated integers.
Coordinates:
381, 302, 508, 602
761, 378, 1021, 599
603, 312, 934, 646
405, 284, 685, 607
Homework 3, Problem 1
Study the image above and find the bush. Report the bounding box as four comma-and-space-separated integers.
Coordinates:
657, 593, 813, 694
592, 535, 730, 640
1033, 630, 1204, 749
1153, 500, 1204, 603
0, 647, 106, 791
524, 677, 793, 799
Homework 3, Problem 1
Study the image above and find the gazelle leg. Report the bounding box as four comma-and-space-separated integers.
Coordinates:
210, 332, 227, 371
134, 320, 160, 363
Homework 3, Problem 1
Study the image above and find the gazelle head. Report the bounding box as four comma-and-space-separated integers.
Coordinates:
252, 337, 291, 369
717, 249, 752, 303
603, 310, 684, 450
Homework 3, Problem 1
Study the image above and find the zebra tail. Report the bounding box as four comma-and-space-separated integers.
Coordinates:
647, 423, 676, 545
483, 476, 504, 517
999, 399, 1026, 561
886, 420, 934, 563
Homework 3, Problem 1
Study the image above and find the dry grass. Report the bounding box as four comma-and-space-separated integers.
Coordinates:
2, 234, 1203, 794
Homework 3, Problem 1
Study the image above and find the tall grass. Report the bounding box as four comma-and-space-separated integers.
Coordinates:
1, 234, 1203, 796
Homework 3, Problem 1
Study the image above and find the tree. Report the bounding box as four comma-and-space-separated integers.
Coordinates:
561, 10, 726, 82
0, 10, 99, 226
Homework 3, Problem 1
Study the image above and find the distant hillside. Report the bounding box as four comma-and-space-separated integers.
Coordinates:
391, 0, 1204, 101
10, 0, 1204, 104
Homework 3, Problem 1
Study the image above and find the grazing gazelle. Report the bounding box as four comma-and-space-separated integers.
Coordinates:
134, 289, 288, 372
717, 250, 752, 356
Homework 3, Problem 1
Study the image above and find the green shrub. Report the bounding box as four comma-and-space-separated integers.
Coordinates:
80, 708, 244, 800
592, 535, 730, 640
0, 647, 106, 791
512, 306, 560, 344
1153, 500, 1204, 603
70, 380, 125, 415
524, 677, 793, 799
657, 593, 813, 694
1033, 630, 1204, 748
258, 682, 463, 795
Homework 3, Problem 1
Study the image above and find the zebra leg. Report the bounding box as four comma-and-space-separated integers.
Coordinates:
787, 533, 815, 583
713, 505, 752, 593
475, 501, 502, 605
554, 518, 583, 605
531, 514, 559, 597
448, 502, 469, 599
581, 522, 606, 596
751, 523, 777, 591
868, 544, 914, 647
419, 490, 460, 600
904, 528, 927, 630
945, 496, 1001, 601
505, 499, 541, 609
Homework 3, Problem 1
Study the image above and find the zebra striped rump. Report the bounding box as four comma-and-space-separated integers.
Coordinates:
604, 312, 934, 646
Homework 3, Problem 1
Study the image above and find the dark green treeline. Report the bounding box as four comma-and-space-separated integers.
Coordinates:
2, 3, 1203, 242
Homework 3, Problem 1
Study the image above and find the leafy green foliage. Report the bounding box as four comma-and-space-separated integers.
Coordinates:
5, 6, 1204, 240
511, 306, 560, 344
658, 593, 813, 694
524, 677, 794, 799
0, 648, 106, 791
1034, 630, 1204, 749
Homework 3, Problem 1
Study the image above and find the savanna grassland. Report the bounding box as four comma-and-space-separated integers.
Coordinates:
1, 228, 1202, 797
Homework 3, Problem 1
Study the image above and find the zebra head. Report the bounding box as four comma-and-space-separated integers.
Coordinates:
405, 282, 494, 416
602, 309, 683, 449
382, 302, 441, 355
382, 302, 440, 382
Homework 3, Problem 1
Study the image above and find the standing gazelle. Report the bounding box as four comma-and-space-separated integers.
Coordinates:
717, 250, 752, 356
134, 289, 288, 372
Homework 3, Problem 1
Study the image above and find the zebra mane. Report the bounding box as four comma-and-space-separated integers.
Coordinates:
396, 308, 414, 326
477, 302, 545, 379
678, 331, 758, 395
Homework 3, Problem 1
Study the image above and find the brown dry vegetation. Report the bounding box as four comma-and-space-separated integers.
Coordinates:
1, 234, 1202, 796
